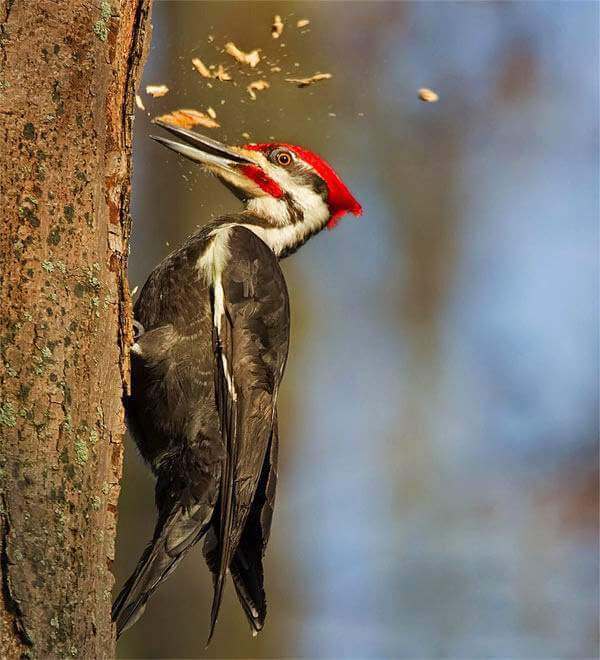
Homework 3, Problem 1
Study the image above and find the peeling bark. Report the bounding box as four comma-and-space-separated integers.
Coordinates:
0, 0, 152, 657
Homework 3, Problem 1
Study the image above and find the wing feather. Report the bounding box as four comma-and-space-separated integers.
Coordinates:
204, 226, 289, 641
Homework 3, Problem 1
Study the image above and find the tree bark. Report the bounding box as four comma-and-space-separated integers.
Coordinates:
0, 0, 151, 657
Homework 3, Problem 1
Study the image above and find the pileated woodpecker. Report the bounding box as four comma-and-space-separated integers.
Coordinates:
112, 120, 361, 642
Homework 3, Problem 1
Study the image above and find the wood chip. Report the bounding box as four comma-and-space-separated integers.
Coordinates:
271, 66, 281, 73
154, 109, 220, 130
225, 42, 261, 68
296, 19, 310, 28
213, 64, 232, 81
284, 72, 332, 88
418, 87, 439, 103
246, 80, 269, 100
145, 84, 169, 98
207, 106, 217, 119
192, 57, 211, 78
242, 132, 251, 140
272, 15, 284, 39
135, 94, 145, 111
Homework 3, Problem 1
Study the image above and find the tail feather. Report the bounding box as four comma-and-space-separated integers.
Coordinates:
206, 346, 238, 645
230, 428, 277, 634
112, 503, 213, 637
230, 548, 266, 633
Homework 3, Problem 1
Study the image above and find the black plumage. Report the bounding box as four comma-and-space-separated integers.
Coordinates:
113, 220, 289, 638
112, 122, 361, 643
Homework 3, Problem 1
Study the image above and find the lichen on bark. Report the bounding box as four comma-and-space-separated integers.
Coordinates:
0, 0, 152, 656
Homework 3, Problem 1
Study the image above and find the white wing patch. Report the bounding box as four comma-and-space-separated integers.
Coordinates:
197, 226, 237, 401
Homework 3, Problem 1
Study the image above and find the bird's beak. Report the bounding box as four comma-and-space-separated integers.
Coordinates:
151, 120, 254, 171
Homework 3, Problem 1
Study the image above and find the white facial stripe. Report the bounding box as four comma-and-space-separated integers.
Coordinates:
246, 196, 290, 226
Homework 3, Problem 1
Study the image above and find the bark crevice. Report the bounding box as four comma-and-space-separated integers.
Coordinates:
0, 495, 32, 648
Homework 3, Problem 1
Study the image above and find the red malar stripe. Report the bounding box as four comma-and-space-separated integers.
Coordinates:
240, 164, 284, 199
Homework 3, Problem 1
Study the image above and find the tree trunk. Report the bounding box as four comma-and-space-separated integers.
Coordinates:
0, 0, 151, 657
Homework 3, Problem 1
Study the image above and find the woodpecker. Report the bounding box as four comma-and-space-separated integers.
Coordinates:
112, 120, 361, 642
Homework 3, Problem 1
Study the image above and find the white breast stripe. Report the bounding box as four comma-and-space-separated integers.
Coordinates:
197, 227, 237, 401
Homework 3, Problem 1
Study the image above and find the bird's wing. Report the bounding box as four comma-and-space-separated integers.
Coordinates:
114, 227, 224, 637
203, 225, 289, 642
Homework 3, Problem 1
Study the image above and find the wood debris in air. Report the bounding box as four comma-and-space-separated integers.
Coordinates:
193, 57, 233, 82
192, 57, 212, 78
213, 64, 232, 81
246, 80, 270, 101
285, 72, 332, 88
154, 109, 220, 130
146, 84, 169, 98
272, 15, 284, 39
418, 87, 439, 103
155, 15, 339, 133
225, 42, 261, 68
135, 94, 145, 110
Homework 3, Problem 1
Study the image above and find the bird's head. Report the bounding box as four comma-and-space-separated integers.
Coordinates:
152, 121, 362, 257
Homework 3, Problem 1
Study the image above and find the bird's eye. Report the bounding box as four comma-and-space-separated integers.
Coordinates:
275, 150, 292, 166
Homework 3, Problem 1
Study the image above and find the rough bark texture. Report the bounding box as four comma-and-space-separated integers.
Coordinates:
0, 0, 151, 657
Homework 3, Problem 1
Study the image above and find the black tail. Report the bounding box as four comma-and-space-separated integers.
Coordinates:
112, 501, 213, 637
203, 429, 277, 637
230, 542, 267, 634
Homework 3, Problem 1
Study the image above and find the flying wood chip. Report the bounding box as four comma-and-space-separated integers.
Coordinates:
284, 73, 332, 88
418, 87, 439, 103
246, 80, 270, 101
145, 84, 169, 98
135, 94, 145, 111
272, 15, 284, 39
213, 64, 232, 81
154, 109, 220, 130
225, 42, 261, 68
296, 19, 310, 28
192, 57, 211, 78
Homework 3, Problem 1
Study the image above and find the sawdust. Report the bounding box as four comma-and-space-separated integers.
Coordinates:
418, 87, 439, 103
285, 72, 332, 88
145, 84, 169, 98
154, 109, 220, 130
246, 80, 270, 101
225, 42, 261, 68
192, 57, 212, 78
272, 15, 284, 39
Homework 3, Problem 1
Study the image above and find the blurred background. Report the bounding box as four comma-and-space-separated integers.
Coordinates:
114, 2, 599, 657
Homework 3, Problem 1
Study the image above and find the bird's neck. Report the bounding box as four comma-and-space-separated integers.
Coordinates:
240, 193, 330, 258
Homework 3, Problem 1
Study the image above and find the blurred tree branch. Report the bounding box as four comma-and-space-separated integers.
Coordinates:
0, 0, 151, 656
